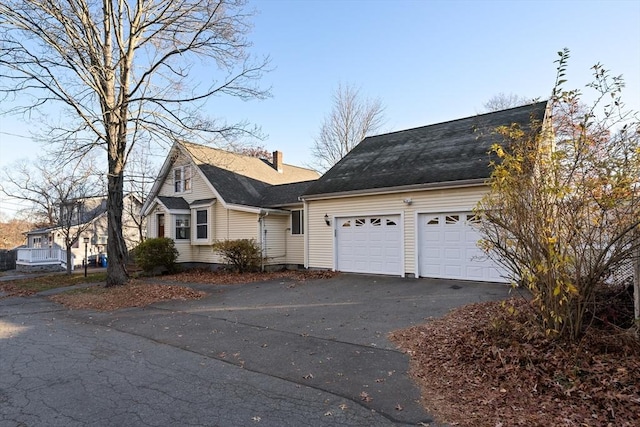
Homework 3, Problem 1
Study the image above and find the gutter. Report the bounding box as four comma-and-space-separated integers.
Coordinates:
300, 178, 487, 201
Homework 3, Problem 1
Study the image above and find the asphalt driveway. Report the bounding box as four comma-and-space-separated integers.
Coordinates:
0, 274, 510, 426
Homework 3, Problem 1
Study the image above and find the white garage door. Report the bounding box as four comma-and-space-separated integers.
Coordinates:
336, 215, 402, 275
418, 212, 507, 283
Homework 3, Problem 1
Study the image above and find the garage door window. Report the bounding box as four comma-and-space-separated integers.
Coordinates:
466, 214, 480, 224
371, 218, 381, 226
427, 217, 439, 225
386, 218, 397, 226
355, 218, 366, 226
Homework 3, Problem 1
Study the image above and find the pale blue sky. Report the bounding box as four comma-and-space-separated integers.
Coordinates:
1, 0, 639, 217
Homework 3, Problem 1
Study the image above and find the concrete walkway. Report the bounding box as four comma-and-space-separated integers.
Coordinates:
0, 274, 510, 426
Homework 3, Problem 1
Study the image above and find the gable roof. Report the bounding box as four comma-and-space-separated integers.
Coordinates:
142, 142, 319, 215
181, 142, 318, 186
302, 101, 548, 198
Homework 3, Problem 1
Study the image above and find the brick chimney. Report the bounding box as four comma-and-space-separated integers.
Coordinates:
272, 150, 283, 173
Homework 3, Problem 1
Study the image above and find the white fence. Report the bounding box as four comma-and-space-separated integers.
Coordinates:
16, 248, 74, 271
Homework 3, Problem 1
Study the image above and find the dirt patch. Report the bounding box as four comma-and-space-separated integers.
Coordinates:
389, 298, 640, 426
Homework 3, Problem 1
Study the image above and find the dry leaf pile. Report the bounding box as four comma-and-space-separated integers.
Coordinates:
49, 283, 205, 311
158, 269, 338, 285
389, 298, 640, 426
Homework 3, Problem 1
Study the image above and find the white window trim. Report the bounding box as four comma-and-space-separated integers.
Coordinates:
174, 214, 191, 240
291, 209, 304, 235
190, 200, 215, 245
173, 165, 192, 194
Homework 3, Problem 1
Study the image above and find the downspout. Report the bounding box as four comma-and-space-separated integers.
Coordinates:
258, 210, 269, 272
303, 199, 309, 269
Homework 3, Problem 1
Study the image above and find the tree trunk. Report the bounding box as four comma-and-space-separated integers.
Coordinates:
66, 245, 72, 275
106, 169, 129, 287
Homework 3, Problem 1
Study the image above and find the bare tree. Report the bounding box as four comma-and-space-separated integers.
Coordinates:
483, 92, 533, 112
1, 157, 104, 274
311, 83, 385, 171
124, 143, 156, 244
0, 159, 61, 227
0, 0, 270, 286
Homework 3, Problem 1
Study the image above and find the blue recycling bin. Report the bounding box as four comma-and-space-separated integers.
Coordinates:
99, 254, 108, 268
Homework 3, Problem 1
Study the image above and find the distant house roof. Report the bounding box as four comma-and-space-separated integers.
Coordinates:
302, 101, 548, 198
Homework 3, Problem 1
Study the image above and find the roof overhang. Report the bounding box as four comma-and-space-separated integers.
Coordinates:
300, 179, 487, 201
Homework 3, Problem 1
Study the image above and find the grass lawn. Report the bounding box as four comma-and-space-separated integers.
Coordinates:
0, 272, 107, 296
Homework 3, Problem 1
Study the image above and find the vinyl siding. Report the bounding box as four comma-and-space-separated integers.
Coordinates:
286, 234, 304, 265
306, 186, 489, 275
262, 215, 288, 265
216, 207, 258, 240
157, 151, 212, 203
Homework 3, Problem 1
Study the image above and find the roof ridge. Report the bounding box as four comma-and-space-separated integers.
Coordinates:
179, 140, 313, 170
364, 100, 548, 140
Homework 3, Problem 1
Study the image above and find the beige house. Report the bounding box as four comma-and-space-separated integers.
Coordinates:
140, 142, 319, 268
144, 102, 548, 282
300, 101, 549, 283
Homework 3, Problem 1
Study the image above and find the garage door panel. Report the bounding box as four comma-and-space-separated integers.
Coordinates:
444, 231, 461, 242
336, 214, 402, 276
419, 212, 508, 283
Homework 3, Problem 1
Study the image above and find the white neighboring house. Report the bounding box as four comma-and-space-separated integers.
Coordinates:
17, 194, 144, 272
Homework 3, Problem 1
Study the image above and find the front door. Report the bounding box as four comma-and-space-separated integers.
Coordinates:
157, 214, 165, 237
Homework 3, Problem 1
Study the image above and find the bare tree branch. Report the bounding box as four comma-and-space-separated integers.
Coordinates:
310, 82, 385, 172
0, 0, 270, 285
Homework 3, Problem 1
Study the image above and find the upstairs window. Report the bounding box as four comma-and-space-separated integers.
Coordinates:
174, 165, 192, 193
175, 215, 190, 240
291, 210, 304, 235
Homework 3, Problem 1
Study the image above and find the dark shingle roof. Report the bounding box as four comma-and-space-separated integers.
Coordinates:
158, 196, 190, 210
260, 180, 316, 207
190, 198, 215, 206
302, 101, 548, 197
198, 164, 271, 206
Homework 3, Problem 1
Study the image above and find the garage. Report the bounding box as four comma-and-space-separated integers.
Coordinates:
418, 212, 507, 283
336, 215, 402, 275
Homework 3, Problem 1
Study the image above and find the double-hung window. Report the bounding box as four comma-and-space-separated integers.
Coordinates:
174, 165, 192, 193
291, 210, 304, 235
175, 215, 191, 240
196, 209, 208, 239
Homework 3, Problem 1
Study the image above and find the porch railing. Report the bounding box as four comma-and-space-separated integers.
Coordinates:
16, 248, 75, 270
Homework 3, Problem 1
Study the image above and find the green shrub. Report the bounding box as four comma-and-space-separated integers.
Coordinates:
133, 237, 179, 274
212, 239, 262, 273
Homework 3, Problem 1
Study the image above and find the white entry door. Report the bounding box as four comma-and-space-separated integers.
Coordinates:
336, 215, 402, 276
418, 212, 507, 283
